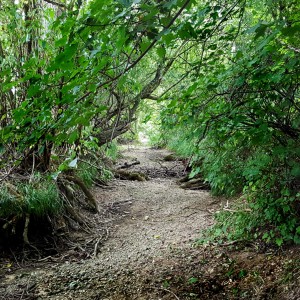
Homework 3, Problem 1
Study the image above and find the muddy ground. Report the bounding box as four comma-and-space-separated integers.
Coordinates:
1, 146, 300, 299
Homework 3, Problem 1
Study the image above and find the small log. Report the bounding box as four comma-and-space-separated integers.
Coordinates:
178, 175, 190, 183
180, 178, 210, 190
178, 173, 203, 183
114, 169, 148, 181
118, 160, 140, 169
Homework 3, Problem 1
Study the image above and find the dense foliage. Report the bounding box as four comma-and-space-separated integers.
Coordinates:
0, 0, 299, 245
0, 0, 197, 243
0, 0, 191, 172
154, 0, 300, 244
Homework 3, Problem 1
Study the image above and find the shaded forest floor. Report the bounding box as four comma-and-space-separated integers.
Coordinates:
1, 146, 300, 299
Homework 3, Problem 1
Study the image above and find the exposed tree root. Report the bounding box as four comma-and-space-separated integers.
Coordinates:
2, 216, 18, 231
57, 178, 95, 232
64, 204, 86, 227
23, 213, 30, 245
61, 175, 98, 213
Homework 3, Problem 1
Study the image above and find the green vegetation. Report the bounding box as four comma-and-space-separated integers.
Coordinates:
77, 162, 99, 187
156, 0, 300, 244
0, 177, 62, 218
0, 0, 299, 246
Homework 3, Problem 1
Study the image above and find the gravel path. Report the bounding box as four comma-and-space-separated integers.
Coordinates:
1, 146, 223, 300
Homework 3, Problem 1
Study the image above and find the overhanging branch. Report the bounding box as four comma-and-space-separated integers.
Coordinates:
75, 0, 192, 104
42, 0, 66, 8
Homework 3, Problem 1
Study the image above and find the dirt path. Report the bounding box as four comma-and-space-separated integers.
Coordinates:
1, 146, 300, 300
96, 146, 218, 266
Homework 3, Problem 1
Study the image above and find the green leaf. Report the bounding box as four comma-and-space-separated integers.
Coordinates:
74, 116, 90, 126
156, 46, 166, 58
254, 23, 269, 39
188, 277, 198, 284
51, 171, 61, 180
291, 165, 300, 177
140, 40, 152, 52
294, 234, 300, 245
68, 130, 79, 143
262, 233, 269, 240
161, 33, 175, 45
27, 84, 41, 98
281, 24, 300, 37
68, 158, 78, 168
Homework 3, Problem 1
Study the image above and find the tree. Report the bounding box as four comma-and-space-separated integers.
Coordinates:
152, 0, 300, 244
0, 0, 196, 243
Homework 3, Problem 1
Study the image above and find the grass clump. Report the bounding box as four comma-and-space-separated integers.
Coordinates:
0, 187, 23, 218
22, 182, 62, 217
0, 176, 62, 219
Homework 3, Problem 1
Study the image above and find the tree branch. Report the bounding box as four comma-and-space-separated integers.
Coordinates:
75, 0, 192, 104
146, 95, 159, 100
42, 0, 66, 8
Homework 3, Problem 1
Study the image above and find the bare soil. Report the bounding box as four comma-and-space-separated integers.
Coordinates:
1, 146, 300, 300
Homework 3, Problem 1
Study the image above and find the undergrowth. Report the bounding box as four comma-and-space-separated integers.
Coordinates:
77, 162, 99, 187
158, 119, 300, 246
0, 152, 115, 249
0, 177, 62, 219
104, 141, 120, 162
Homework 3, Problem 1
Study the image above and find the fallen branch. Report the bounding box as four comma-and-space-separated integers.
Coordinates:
180, 178, 210, 190
118, 160, 140, 169
159, 287, 180, 300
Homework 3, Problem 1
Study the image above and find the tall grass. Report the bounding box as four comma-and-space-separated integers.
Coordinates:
0, 177, 62, 218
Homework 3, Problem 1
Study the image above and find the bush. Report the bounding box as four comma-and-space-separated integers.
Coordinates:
77, 162, 99, 187
104, 141, 120, 161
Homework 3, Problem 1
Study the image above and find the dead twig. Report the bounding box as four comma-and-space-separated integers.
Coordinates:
223, 208, 252, 213
118, 160, 140, 169
93, 237, 102, 258
159, 287, 181, 300
93, 228, 109, 257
